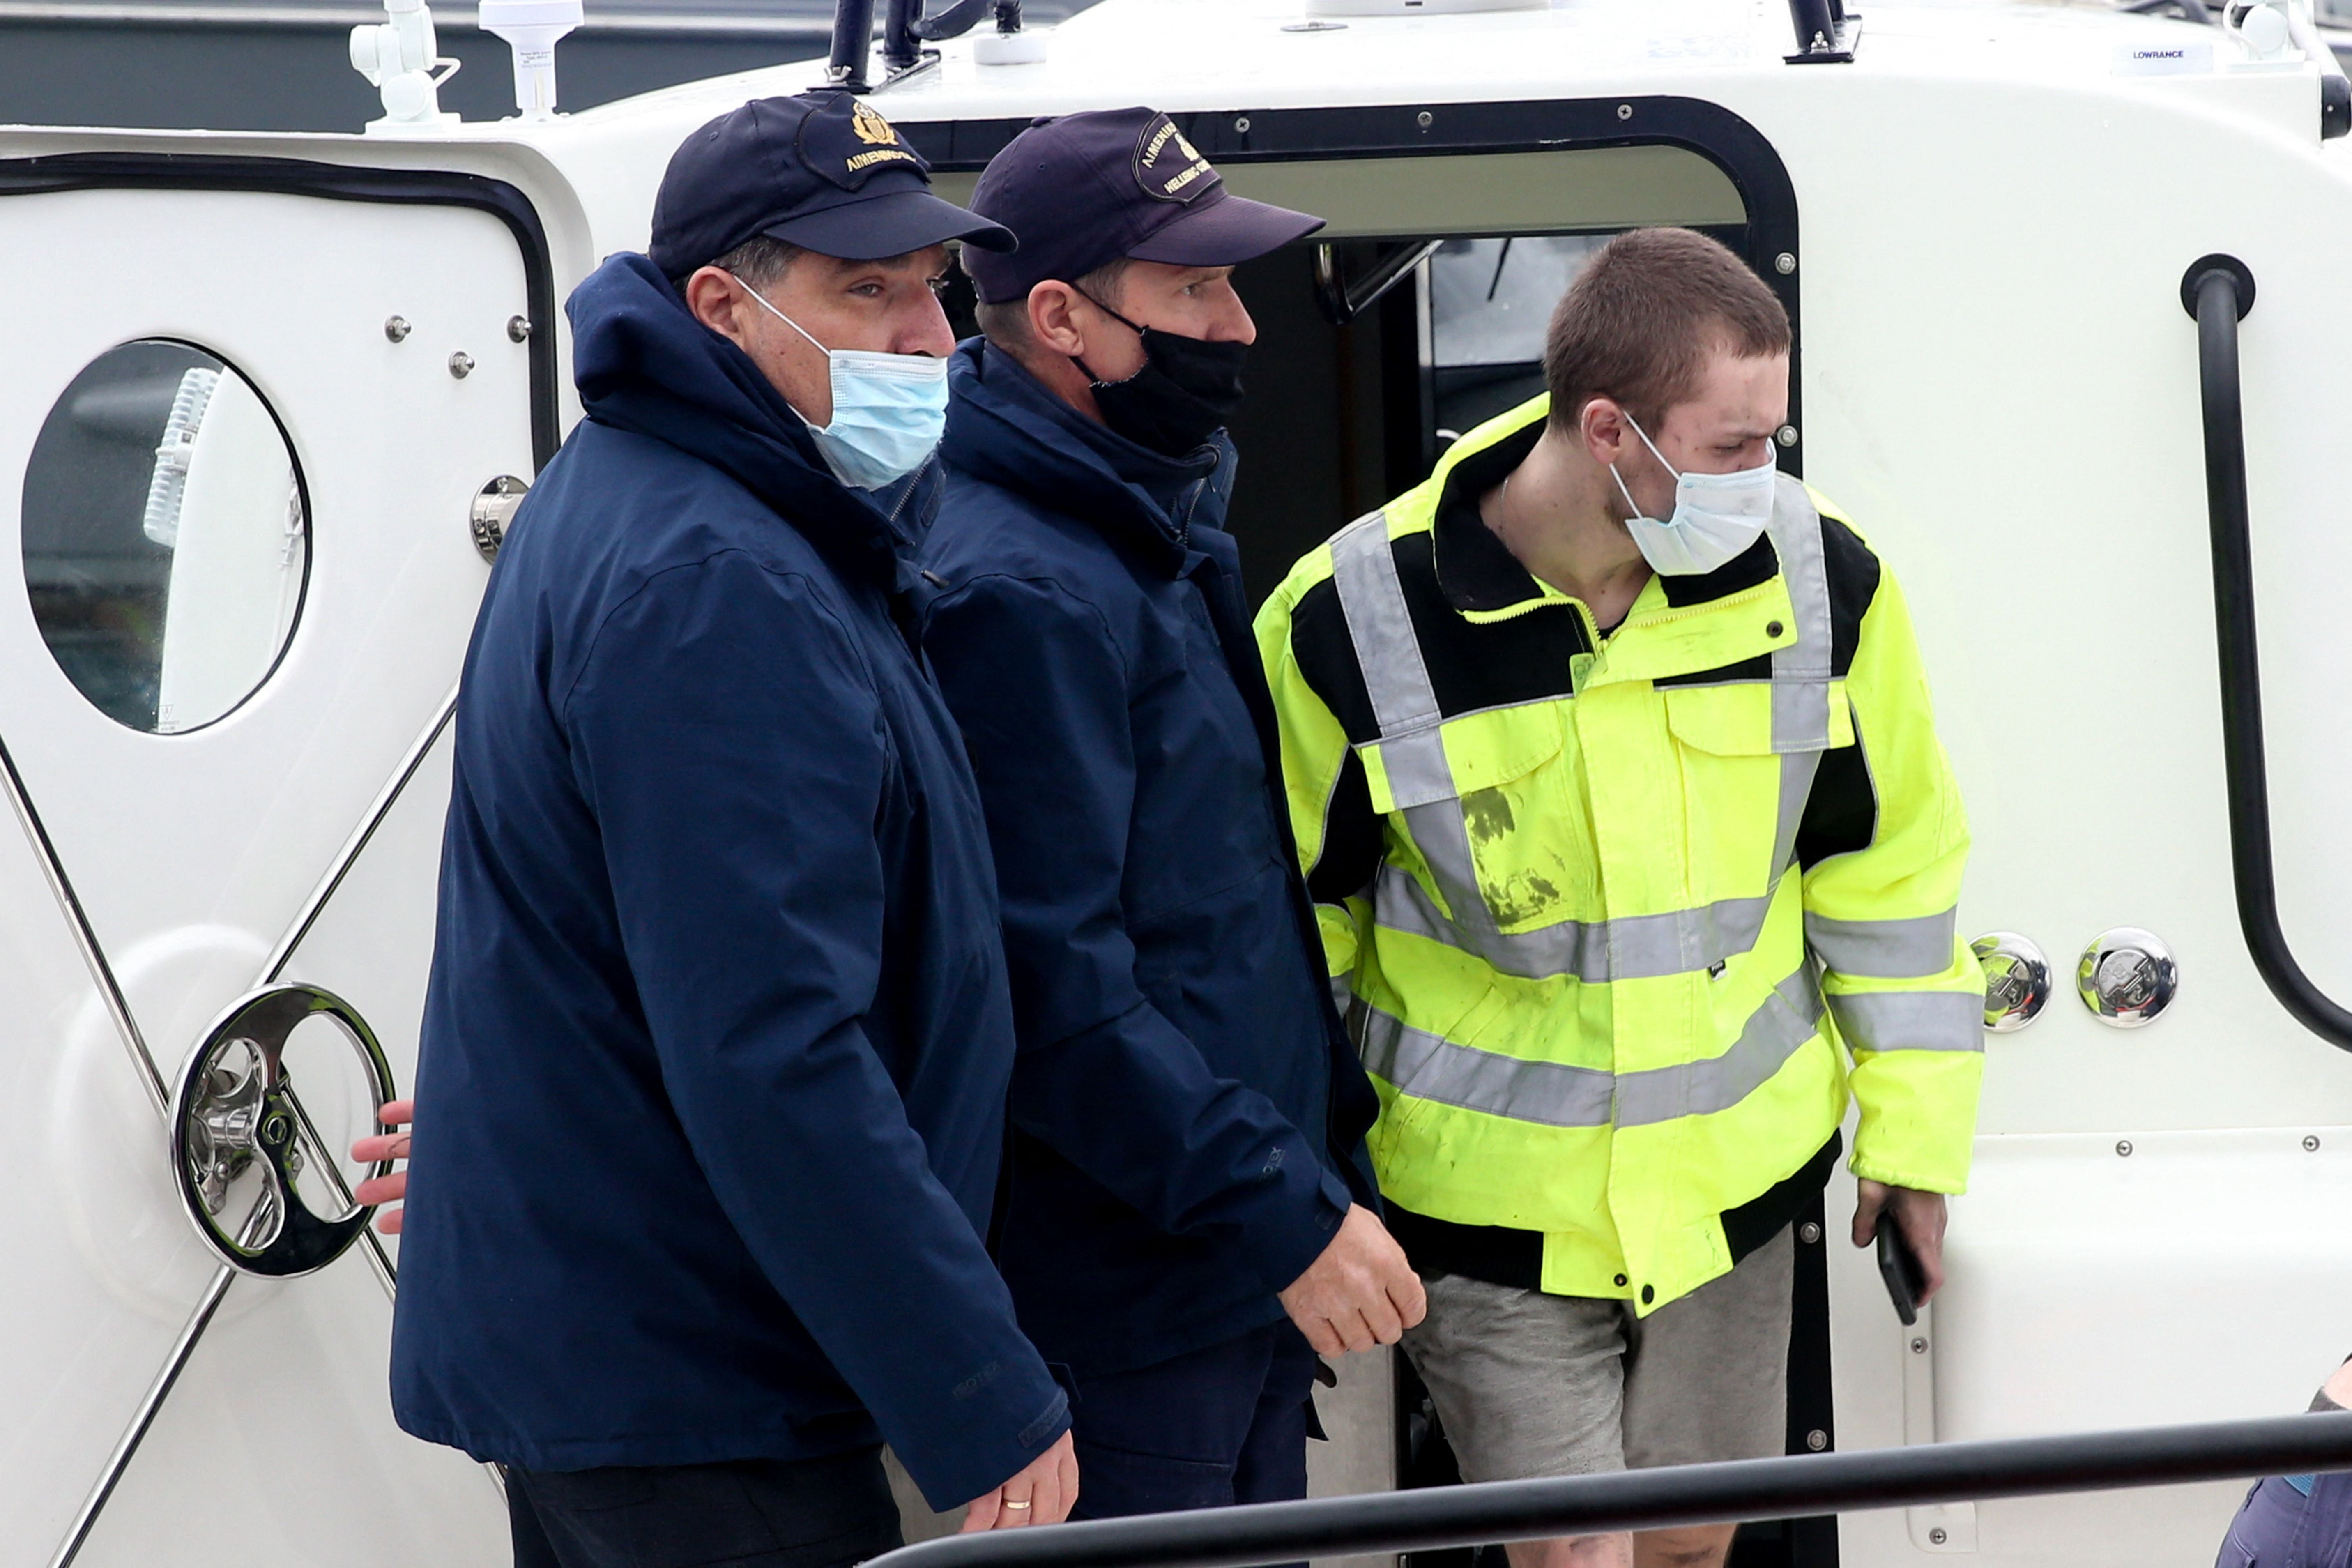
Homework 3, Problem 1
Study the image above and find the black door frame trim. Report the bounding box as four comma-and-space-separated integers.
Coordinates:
0, 151, 562, 469
902, 94, 1804, 474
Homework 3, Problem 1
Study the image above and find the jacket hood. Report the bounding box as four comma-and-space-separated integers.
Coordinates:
566, 252, 937, 589
939, 338, 1233, 575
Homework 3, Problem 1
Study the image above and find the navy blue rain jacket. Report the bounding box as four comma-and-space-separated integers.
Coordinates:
391, 255, 1067, 1510
919, 340, 1381, 1376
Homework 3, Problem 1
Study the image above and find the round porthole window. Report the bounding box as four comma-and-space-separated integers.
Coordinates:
21, 341, 308, 734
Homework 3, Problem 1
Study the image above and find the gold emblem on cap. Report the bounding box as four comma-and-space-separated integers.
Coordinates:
852, 100, 900, 147
1137, 115, 1216, 202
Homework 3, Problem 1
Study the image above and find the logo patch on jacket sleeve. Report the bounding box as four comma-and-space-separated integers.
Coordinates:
1133, 114, 1220, 203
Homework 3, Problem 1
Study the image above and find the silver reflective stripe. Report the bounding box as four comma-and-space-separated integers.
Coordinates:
1765, 477, 1834, 753
1805, 908, 1960, 979
1399, 798, 1504, 940
1774, 748, 1820, 876
1331, 513, 1502, 935
1616, 965, 1826, 1126
1827, 990, 1985, 1052
1381, 728, 1457, 812
1331, 511, 1438, 736
1361, 963, 1829, 1128
1374, 867, 1777, 984
1360, 1004, 1616, 1127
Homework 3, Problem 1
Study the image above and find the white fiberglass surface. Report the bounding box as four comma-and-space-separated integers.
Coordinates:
1771, 59, 2352, 1568
272, 730, 459, 1275
1774, 66, 2352, 1140
71, 1240, 508, 1568
0, 187, 526, 1562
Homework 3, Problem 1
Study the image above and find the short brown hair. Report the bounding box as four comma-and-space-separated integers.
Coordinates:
1542, 228, 1789, 432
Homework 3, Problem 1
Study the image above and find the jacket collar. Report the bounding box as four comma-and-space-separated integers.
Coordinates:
940, 338, 1232, 578
1425, 397, 1795, 680
566, 251, 937, 594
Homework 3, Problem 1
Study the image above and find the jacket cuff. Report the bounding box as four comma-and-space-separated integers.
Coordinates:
1240, 1163, 1354, 1296
1847, 1155, 1966, 1196
891, 1374, 1071, 1514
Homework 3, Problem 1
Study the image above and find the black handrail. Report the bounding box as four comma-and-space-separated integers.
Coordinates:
1784, 0, 1857, 61
2184, 255, 2352, 1052
868, 1410, 2352, 1568
828, 0, 879, 90
882, 0, 926, 75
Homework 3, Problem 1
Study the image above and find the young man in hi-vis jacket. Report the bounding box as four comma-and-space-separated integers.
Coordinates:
1256, 227, 1985, 1568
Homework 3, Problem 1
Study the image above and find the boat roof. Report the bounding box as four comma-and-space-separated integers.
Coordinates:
555, 0, 2331, 138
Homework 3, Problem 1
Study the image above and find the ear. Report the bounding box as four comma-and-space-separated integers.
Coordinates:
1026, 280, 1091, 361
685, 266, 755, 354
1577, 396, 1630, 470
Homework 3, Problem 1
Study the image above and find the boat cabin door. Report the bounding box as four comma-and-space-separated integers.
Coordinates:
0, 154, 541, 1567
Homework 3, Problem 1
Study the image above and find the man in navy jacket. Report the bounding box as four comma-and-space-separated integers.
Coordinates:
918, 108, 1426, 1522
389, 93, 1075, 1566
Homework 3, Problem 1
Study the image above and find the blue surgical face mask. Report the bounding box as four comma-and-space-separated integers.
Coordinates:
1608, 412, 1780, 576
736, 277, 948, 492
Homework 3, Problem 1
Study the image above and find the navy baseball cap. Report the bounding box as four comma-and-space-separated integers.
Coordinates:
962, 108, 1323, 305
649, 91, 1015, 278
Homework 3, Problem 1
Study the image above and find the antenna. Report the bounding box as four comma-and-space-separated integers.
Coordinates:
348, 0, 461, 126
479, 0, 584, 119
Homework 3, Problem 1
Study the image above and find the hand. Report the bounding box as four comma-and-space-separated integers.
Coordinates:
1851, 1180, 1948, 1306
1278, 1204, 1428, 1356
350, 1099, 413, 1235
2325, 1357, 2352, 1411
960, 1430, 1077, 1531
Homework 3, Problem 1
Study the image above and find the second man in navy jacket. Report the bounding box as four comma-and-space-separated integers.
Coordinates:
919, 108, 1427, 1520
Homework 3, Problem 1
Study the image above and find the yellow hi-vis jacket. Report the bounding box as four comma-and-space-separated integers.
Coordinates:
1254, 398, 1984, 1313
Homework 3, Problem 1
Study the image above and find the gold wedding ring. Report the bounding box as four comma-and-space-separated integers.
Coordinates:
1003, 1499, 1033, 1510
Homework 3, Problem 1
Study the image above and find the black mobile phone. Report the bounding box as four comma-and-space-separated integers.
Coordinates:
1876, 1212, 1927, 1327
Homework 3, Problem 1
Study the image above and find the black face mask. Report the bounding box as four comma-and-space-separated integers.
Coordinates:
1076, 295, 1251, 458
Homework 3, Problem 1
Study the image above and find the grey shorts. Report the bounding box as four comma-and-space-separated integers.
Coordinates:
1400, 1226, 1793, 1483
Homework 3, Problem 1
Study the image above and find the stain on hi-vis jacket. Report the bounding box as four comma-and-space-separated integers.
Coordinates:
1254, 398, 1984, 1314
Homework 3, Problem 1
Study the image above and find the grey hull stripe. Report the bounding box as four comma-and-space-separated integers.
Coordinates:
1360, 962, 1828, 1129
1827, 989, 1985, 1053
1805, 909, 1960, 979
1765, 477, 1835, 753
1374, 866, 1779, 984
